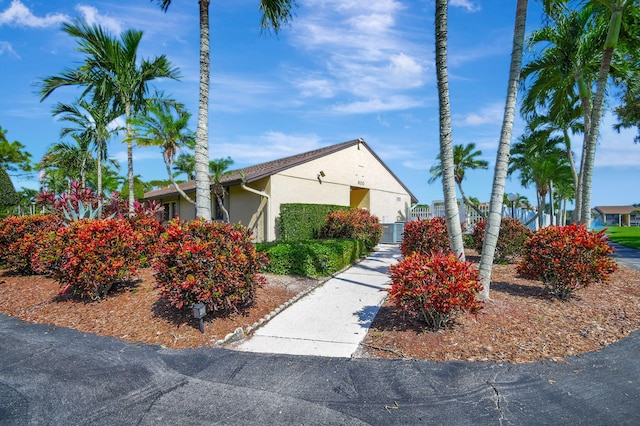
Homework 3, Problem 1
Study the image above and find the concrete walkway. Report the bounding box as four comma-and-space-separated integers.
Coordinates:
234, 244, 402, 357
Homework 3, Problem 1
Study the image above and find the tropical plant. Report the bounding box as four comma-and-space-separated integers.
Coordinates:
39, 21, 179, 214
154, 0, 298, 220
209, 156, 233, 221
478, 0, 528, 300
0, 165, 18, 212
39, 135, 94, 191
508, 124, 572, 228
173, 151, 195, 181
132, 97, 196, 205
434, 0, 464, 259
388, 251, 483, 330
52, 98, 122, 196
429, 142, 489, 217
0, 126, 32, 173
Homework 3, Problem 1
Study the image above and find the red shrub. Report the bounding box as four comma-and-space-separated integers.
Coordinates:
518, 224, 617, 300
471, 218, 532, 264
34, 218, 144, 300
400, 217, 451, 257
320, 209, 382, 251
388, 251, 483, 330
153, 218, 267, 315
126, 215, 164, 265
0, 214, 63, 273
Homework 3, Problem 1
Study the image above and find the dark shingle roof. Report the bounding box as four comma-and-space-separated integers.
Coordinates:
144, 138, 418, 203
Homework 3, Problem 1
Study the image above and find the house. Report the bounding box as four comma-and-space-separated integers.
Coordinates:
143, 138, 418, 242
593, 205, 640, 227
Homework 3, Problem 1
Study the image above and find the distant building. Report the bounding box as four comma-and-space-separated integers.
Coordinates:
592, 206, 640, 227
144, 139, 418, 242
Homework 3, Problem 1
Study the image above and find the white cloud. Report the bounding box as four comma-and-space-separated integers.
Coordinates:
0, 40, 19, 57
75, 5, 122, 34
214, 132, 323, 164
331, 96, 424, 114
287, 0, 430, 114
454, 102, 504, 126
450, 0, 481, 13
0, 0, 68, 28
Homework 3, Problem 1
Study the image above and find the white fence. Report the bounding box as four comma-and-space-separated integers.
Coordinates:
410, 201, 549, 231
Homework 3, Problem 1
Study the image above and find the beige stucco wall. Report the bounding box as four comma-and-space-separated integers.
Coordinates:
264, 143, 413, 242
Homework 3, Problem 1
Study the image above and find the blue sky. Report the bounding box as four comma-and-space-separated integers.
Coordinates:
1, 0, 638, 208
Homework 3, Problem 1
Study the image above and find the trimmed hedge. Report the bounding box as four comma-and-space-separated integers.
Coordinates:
256, 239, 367, 276
0, 166, 18, 210
279, 203, 350, 240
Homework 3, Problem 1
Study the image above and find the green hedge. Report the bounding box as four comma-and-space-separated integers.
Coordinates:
0, 166, 18, 209
278, 203, 350, 240
256, 239, 367, 276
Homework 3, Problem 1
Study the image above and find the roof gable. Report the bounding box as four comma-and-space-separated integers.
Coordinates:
144, 138, 418, 203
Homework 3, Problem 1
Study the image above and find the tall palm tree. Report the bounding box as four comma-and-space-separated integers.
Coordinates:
520, 7, 603, 222
508, 126, 571, 228
39, 21, 179, 214
154, 0, 297, 221
434, 0, 464, 259
131, 97, 196, 205
429, 142, 489, 218
578, 0, 635, 224
478, 0, 528, 300
51, 98, 121, 196
209, 156, 233, 222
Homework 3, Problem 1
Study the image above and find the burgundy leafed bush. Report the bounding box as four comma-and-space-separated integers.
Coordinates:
33, 218, 145, 300
518, 224, 617, 300
400, 217, 451, 257
0, 214, 63, 274
320, 208, 382, 251
388, 251, 483, 330
153, 218, 268, 315
471, 217, 532, 263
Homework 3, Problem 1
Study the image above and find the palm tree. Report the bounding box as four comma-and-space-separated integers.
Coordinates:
434, 0, 464, 259
173, 152, 195, 181
478, 0, 528, 300
209, 156, 233, 222
40, 135, 95, 192
578, 0, 636, 224
39, 21, 179, 214
429, 142, 489, 218
520, 8, 603, 222
51, 98, 121, 196
154, 0, 297, 221
508, 126, 571, 228
131, 97, 196, 205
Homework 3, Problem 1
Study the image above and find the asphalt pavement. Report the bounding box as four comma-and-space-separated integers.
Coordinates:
1, 243, 639, 425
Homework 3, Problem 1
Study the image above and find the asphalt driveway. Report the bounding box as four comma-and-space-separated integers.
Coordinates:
1, 312, 639, 425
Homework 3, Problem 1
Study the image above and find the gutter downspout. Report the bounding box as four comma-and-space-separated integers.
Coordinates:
241, 183, 271, 241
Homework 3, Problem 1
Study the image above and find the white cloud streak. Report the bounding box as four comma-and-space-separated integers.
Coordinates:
0, 0, 68, 28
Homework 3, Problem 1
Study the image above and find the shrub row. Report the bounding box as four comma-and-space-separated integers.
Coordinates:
518, 224, 617, 300
256, 238, 367, 276
319, 209, 382, 251
471, 217, 532, 264
278, 203, 350, 240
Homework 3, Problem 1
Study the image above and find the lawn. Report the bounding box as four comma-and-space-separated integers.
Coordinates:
605, 226, 640, 249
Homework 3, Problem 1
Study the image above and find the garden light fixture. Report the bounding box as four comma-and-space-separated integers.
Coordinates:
192, 302, 207, 333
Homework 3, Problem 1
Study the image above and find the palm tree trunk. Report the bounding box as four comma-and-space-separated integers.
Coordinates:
579, 6, 624, 225
215, 193, 230, 222
126, 102, 135, 215
435, 0, 464, 259
165, 159, 196, 205
195, 0, 212, 220
478, 0, 528, 300
97, 149, 103, 197
573, 72, 591, 224
549, 180, 554, 226
457, 182, 486, 218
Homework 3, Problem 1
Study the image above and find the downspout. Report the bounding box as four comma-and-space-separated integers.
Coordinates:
240, 183, 271, 241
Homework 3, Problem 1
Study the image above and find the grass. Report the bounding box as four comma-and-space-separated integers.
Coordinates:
605, 226, 640, 250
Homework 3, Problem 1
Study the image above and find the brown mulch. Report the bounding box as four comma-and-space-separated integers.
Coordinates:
360, 252, 640, 363
0, 269, 320, 349
1, 250, 639, 363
